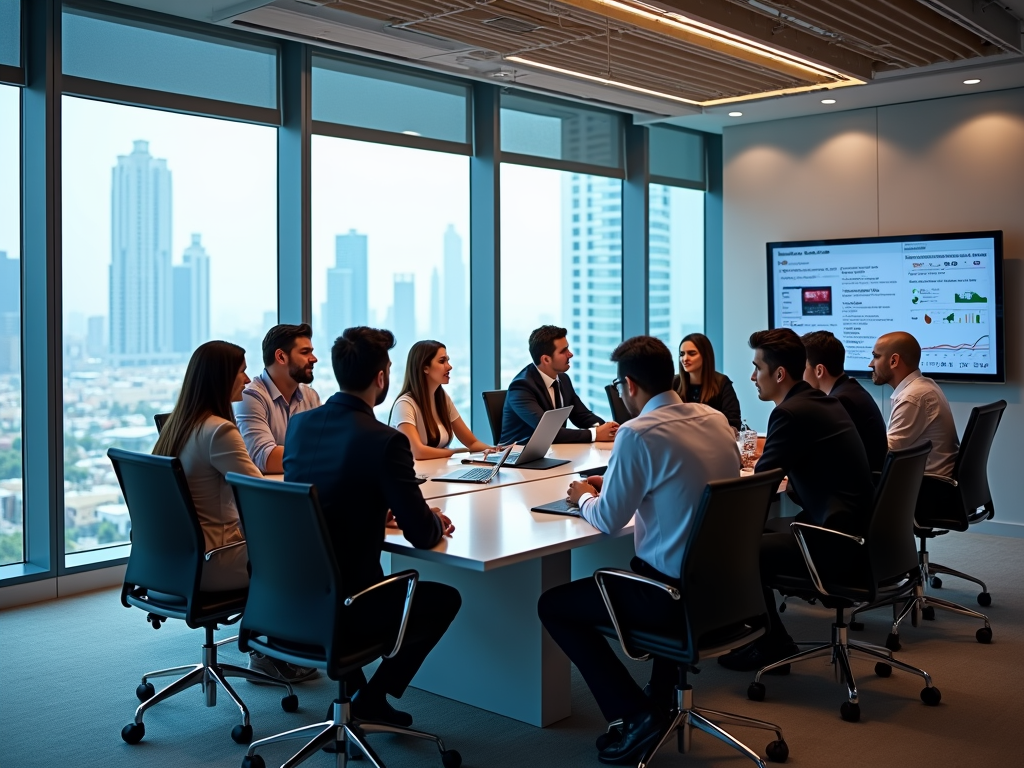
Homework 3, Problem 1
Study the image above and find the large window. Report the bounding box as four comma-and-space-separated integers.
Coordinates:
649, 184, 705, 349
60, 97, 277, 555
500, 165, 622, 421
311, 136, 471, 424
0, 84, 22, 566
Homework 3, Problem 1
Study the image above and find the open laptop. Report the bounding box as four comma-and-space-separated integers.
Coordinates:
467, 406, 573, 470
433, 444, 515, 484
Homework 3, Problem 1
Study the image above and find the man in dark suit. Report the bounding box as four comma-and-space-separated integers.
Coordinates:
802, 330, 888, 471
719, 328, 873, 672
501, 325, 619, 445
283, 326, 461, 727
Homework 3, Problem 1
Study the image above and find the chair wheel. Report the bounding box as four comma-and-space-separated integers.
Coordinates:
930, 576, 942, 589
849, 620, 864, 631
766, 739, 789, 763
241, 754, 266, 768
747, 682, 766, 702
978, 592, 992, 607
840, 701, 860, 722
921, 686, 941, 706
281, 694, 299, 712
885, 632, 901, 652
976, 626, 993, 644
121, 722, 145, 744
441, 749, 462, 768
231, 724, 253, 744
136, 682, 155, 701
874, 662, 892, 678
922, 605, 936, 621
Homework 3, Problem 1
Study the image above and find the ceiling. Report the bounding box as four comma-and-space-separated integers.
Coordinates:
111, 0, 1024, 132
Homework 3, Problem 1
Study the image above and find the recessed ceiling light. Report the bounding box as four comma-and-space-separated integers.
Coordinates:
401, 130, 421, 136
821, 98, 837, 104
963, 78, 981, 85
728, 111, 743, 117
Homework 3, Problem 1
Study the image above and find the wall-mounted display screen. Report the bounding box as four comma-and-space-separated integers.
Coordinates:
767, 231, 1004, 383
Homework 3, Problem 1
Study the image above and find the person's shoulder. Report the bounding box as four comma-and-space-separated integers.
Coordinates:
718, 373, 734, 387
508, 364, 534, 387
298, 383, 322, 406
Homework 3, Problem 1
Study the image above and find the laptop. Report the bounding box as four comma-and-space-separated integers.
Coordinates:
467, 406, 574, 470
433, 445, 515, 484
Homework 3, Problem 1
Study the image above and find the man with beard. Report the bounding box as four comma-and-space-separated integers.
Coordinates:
235, 323, 322, 473
282, 326, 461, 727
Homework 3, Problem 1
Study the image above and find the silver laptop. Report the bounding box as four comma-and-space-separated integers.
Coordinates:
433, 445, 515, 484
468, 405, 574, 468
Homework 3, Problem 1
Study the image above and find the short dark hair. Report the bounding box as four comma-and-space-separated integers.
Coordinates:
528, 325, 568, 366
610, 336, 674, 395
262, 323, 313, 367
749, 328, 806, 381
802, 331, 845, 377
331, 327, 396, 391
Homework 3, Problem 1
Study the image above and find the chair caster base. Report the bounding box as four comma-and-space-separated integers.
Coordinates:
748, 681, 766, 702
978, 592, 992, 607
441, 749, 462, 768
874, 662, 892, 678
921, 686, 941, 706
885, 632, 901, 652
121, 722, 145, 744
977, 626, 993, 644
231, 724, 253, 744
840, 701, 860, 722
766, 739, 789, 763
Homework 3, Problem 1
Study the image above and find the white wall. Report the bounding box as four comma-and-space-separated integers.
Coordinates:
722, 87, 1024, 534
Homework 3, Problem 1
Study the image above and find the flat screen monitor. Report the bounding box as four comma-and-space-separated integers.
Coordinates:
767, 231, 1004, 383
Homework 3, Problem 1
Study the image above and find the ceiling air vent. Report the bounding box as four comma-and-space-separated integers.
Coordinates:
482, 16, 541, 34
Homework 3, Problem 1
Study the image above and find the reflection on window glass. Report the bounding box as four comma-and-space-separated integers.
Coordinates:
649, 184, 704, 348
0, 0, 20, 69
61, 96, 277, 556
0, 84, 22, 566
311, 136, 471, 425
500, 164, 622, 421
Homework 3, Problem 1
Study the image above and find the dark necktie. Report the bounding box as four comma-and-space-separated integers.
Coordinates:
551, 379, 563, 409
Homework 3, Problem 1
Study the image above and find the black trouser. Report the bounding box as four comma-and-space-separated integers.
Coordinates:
537, 558, 682, 723
342, 581, 461, 699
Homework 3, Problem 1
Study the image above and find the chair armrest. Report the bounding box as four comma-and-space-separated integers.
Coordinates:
345, 570, 419, 659
205, 540, 247, 561
923, 473, 957, 487
790, 523, 865, 598
593, 568, 680, 662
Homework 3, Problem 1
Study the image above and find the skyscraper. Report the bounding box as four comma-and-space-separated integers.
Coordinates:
324, 229, 368, 343
430, 267, 441, 339
443, 224, 467, 349
86, 316, 106, 359
0, 251, 18, 374
172, 234, 211, 354
108, 140, 173, 365
393, 274, 416, 349
648, 188, 673, 346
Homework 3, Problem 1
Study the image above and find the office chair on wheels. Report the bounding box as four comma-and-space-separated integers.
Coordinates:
108, 448, 296, 746
594, 470, 790, 768
227, 472, 461, 768
482, 389, 507, 444
604, 383, 632, 424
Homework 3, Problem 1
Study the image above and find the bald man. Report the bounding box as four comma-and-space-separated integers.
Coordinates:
869, 331, 959, 477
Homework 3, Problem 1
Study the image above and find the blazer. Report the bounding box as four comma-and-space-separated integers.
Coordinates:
756, 381, 874, 533
672, 373, 742, 430
500, 364, 604, 445
282, 392, 443, 594
829, 375, 889, 473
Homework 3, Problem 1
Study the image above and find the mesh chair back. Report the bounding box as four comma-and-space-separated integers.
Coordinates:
867, 443, 931, 586
682, 470, 783, 648
227, 473, 340, 663
604, 384, 632, 424
153, 412, 171, 433
953, 400, 1005, 518
108, 448, 204, 610
482, 389, 507, 444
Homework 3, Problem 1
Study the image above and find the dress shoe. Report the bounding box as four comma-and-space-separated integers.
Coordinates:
718, 636, 798, 674
350, 690, 413, 727
595, 725, 622, 751
598, 709, 665, 765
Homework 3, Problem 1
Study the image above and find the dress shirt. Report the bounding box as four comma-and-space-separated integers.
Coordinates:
535, 365, 597, 442
888, 370, 959, 477
234, 369, 321, 472
577, 391, 741, 579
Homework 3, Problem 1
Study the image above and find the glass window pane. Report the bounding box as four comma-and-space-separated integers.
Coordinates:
0, 0, 20, 69
312, 56, 469, 144
311, 137, 471, 424
500, 93, 622, 170
61, 96, 277, 556
500, 165, 622, 421
62, 7, 277, 109
649, 126, 705, 186
0, 84, 22, 566
649, 184, 704, 349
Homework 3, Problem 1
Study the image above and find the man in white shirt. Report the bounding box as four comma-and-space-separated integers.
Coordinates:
537, 336, 740, 766
869, 331, 959, 477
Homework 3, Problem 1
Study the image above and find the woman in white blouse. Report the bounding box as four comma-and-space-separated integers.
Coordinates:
390, 340, 494, 460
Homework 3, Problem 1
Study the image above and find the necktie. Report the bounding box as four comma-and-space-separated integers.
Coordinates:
551, 380, 563, 409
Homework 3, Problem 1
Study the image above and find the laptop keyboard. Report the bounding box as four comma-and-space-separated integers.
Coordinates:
461, 467, 493, 481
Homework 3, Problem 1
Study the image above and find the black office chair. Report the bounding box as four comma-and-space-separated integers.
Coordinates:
748, 443, 941, 722
153, 412, 171, 432
594, 470, 789, 768
604, 383, 632, 424
108, 448, 296, 746
482, 389, 507, 444
226, 472, 461, 768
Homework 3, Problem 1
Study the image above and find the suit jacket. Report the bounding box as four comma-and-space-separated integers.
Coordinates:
671, 373, 743, 430
283, 392, 443, 594
500, 364, 604, 445
756, 381, 874, 533
830, 375, 889, 473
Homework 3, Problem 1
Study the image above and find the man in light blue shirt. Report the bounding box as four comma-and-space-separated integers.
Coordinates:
235, 323, 322, 474
538, 336, 740, 766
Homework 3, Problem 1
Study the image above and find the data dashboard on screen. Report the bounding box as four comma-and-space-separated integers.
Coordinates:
767, 231, 1004, 383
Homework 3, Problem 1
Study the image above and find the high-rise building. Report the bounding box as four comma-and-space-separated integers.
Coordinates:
0, 252, 20, 375
108, 140, 174, 365
86, 316, 106, 359
430, 267, 441, 339
443, 224, 467, 349
324, 229, 368, 344
648, 188, 673, 346
172, 234, 211, 354
393, 274, 416, 349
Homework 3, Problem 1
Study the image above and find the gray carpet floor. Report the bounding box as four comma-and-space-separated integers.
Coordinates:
1, 532, 1021, 767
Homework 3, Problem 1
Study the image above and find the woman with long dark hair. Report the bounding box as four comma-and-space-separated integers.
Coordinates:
672, 332, 742, 430
389, 340, 494, 460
